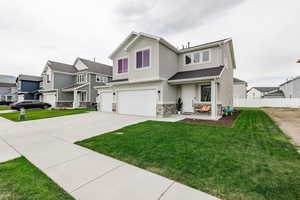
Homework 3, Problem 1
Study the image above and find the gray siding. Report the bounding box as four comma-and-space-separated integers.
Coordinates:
280, 78, 300, 98
54, 72, 75, 101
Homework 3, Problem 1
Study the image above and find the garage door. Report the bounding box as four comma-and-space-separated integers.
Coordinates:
100, 92, 113, 112
17, 95, 24, 102
118, 89, 157, 117
43, 93, 56, 107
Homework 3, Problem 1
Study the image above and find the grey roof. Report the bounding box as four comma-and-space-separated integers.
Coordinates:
0, 82, 16, 87
47, 61, 77, 73
17, 74, 42, 82
169, 66, 224, 81
77, 58, 112, 75
262, 90, 285, 98
178, 38, 230, 53
0, 75, 16, 83
253, 87, 279, 93
109, 78, 129, 83
62, 83, 85, 90
234, 78, 247, 84
279, 76, 300, 86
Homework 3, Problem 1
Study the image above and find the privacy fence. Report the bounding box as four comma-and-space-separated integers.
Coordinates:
233, 98, 300, 108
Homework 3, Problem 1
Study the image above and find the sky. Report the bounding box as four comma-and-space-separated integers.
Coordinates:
0, 0, 299, 87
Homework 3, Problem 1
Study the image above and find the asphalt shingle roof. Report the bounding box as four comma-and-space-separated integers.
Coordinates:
0, 82, 16, 87
48, 61, 77, 73
18, 74, 42, 82
263, 90, 285, 98
234, 78, 247, 84
168, 66, 224, 81
253, 87, 279, 93
78, 58, 112, 75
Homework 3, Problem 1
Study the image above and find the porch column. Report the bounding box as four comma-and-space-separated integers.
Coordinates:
73, 90, 77, 109
211, 80, 218, 120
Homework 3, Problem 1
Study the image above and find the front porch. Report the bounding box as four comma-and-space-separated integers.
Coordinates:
170, 79, 222, 120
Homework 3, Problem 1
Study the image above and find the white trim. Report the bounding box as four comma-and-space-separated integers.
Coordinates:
77, 73, 88, 83
183, 49, 212, 67
134, 47, 151, 70
109, 31, 138, 59
52, 70, 76, 75
111, 77, 164, 86
116, 56, 129, 75
168, 76, 217, 85
115, 86, 158, 93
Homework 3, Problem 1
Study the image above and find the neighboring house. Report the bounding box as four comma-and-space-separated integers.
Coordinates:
233, 78, 247, 99
40, 58, 112, 108
262, 90, 285, 98
0, 82, 17, 103
0, 74, 16, 84
16, 74, 42, 101
95, 32, 236, 120
247, 87, 279, 99
279, 76, 300, 98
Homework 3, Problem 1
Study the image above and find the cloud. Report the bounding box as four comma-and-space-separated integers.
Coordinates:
116, 0, 245, 34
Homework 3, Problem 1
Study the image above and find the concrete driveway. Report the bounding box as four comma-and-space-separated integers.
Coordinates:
264, 108, 300, 151
0, 111, 218, 200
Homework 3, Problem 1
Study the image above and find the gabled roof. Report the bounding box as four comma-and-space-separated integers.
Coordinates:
234, 78, 247, 84
17, 74, 42, 82
168, 66, 224, 81
76, 58, 112, 75
279, 76, 300, 86
251, 87, 279, 93
0, 82, 16, 87
109, 31, 236, 68
262, 90, 285, 98
47, 61, 77, 74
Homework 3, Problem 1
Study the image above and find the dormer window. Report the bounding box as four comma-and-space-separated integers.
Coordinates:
77, 74, 86, 83
185, 50, 211, 66
117, 58, 128, 73
136, 49, 150, 68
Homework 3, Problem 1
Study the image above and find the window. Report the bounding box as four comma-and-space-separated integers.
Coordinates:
77, 74, 86, 83
136, 49, 150, 68
201, 85, 211, 102
185, 50, 210, 65
79, 91, 87, 102
118, 58, 128, 73
96, 75, 108, 83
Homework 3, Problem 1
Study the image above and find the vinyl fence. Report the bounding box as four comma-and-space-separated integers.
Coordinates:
233, 98, 300, 108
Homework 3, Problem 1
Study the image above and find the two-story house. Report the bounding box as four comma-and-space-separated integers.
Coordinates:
40, 58, 112, 108
16, 74, 42, 101
279, 76, 300, 98
247, 87, 280, 99
0, 82, 17, 103
95, 32, 236, 120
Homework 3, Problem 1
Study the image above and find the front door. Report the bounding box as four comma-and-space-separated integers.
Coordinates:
181, 85, 196, 113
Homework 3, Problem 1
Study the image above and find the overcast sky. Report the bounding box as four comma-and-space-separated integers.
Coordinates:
0, 0, 299, 87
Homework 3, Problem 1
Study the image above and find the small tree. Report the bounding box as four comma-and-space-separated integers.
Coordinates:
176, 97, 183, 112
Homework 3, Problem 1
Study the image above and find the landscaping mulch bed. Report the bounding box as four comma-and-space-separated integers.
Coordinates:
180, 111, 240, 127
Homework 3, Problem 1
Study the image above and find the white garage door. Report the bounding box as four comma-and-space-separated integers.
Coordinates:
17, 95, 24, 102
43, 93, 56, 107
118, 89, 157, 117
100, 92, 113, 112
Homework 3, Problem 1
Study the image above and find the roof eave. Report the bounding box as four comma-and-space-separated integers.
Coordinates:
168, 76, 218, 85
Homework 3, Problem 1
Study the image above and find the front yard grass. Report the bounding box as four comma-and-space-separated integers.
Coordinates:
0, 106, 10, 111
76, 109, 300, 200
0, 108, 95, 122
0, 157, 74, 200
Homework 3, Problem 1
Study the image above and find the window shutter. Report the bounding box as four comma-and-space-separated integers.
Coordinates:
136, 51, 143, 68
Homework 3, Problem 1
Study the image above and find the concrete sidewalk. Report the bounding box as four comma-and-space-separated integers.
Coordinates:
0, 112, 219, 200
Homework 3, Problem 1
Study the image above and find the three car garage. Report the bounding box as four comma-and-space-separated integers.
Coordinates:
98, 89, 157, 117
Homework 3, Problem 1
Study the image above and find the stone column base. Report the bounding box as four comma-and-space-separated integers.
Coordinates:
156, 104, 176, 117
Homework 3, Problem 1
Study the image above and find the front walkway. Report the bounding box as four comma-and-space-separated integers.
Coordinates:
0, 112, 219, 200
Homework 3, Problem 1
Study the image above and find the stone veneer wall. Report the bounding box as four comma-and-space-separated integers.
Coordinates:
79, 102, 93, 108
156, 104, 176, 117
112, 103, 117, 112
56, 101, 73, 108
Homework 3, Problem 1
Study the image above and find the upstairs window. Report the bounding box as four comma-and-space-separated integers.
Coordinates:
77, 74, 86, 83
96, 75, 108, 83
136, 49, 150, 68
185, 50, 210, 66
118, 58, 128, 73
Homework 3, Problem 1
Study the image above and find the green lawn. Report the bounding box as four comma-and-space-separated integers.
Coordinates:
0, 157, 74, 200
0, 108, 95, 122
76, 109, 300, 200
0, 106, 10, 111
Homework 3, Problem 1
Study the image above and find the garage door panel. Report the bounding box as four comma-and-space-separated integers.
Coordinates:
118, 90, 156, 117
100, 92, 113, 112
43, 93, 56, 107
